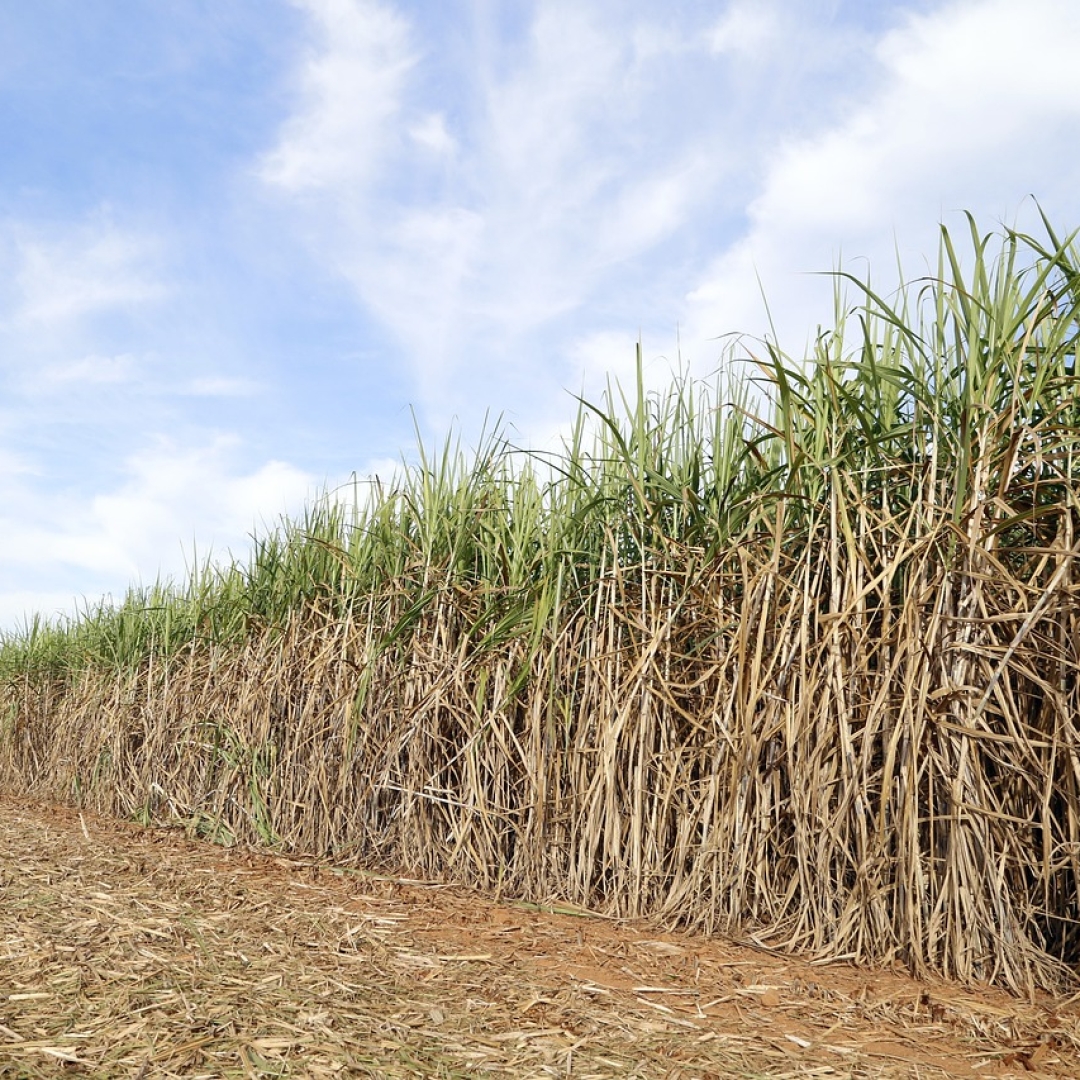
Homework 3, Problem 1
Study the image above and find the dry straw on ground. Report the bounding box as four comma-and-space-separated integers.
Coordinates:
4, 796, 1079, 1078
4, 216, 1080, 995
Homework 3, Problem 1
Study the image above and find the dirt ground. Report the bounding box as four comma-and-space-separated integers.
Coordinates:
2, 794, 1079, 1079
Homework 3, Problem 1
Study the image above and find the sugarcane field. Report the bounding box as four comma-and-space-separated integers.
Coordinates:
6, 220, 1080, 1077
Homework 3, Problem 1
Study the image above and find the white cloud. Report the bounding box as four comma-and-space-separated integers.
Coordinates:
89, 437, 317, 575
0, 437, 318, 628
0, 593, 98, 634
258, 0, 415, 194
0, 448, 36, 479
260, 0, 733, 430
592, 160, 712, 266
182, 376, 262, 397
255, 0, 1080, 460
408, 112, 456, 156
681, 0, 1080, 361
34, 354, 140, 388
565, 328, 646, 403
340, 203, 483, 366
705, 2, 779, 55
8, 223, 165, 327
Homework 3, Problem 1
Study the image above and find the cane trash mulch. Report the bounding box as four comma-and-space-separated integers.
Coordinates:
1, 796, 1078, 1079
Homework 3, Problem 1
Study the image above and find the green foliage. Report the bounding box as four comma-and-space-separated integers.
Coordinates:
3, 214, 1079, 680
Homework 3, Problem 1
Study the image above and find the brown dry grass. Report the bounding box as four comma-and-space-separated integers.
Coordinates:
3, 794, 1079, 1079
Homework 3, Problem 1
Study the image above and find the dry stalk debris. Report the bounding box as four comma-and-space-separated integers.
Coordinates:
2, 795, 1078, 1078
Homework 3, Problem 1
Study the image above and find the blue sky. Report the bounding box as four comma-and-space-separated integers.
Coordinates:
2, 0, 1080, 629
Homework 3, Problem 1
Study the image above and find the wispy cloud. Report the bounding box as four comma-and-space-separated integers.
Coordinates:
407, 112, 456, 157
0, 435, 318, 628
0, 208, 314, 627
31, 354, 141, 389
681, 0, 1080, 359
181, 376, 263, 398
705, 1, 779, 55
6, 220, 166, 328
258, 0, 416, 195
89, 436, 317, 571
260, 0, 738, 430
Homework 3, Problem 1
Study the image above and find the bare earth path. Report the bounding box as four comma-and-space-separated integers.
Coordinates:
2, 795, 1079, 1079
